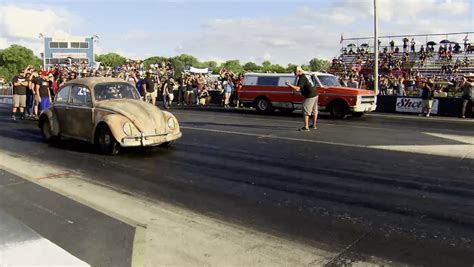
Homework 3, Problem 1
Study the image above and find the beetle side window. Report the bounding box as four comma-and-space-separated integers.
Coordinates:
55, 86, 70, 104
71, 86, 91, 106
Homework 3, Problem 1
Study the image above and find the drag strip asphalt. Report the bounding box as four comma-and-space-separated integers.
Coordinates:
0, 105, 473, 266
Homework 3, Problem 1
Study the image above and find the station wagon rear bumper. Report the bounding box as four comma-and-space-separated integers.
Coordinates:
120, 131, 182, 147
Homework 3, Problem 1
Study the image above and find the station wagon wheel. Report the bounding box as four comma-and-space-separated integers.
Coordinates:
330, 101, 349, 119
96, 124, 120, 155
255, 97, 273, 113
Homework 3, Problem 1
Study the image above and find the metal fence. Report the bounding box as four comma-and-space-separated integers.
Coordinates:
0, 86, 13, 95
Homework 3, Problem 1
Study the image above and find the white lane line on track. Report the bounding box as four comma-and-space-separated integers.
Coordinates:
173, 110, 425, 131
0, 150, 337, 266
180, 126, 368, 148
367, 112, 474, 123
180, 126, 474, 160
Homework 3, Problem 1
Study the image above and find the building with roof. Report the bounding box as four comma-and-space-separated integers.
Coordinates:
42, 36, 95, 70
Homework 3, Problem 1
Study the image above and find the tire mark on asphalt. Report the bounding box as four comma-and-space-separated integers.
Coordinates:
322, 232, 370, 267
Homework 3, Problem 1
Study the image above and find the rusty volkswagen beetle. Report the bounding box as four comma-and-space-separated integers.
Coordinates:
39, 77, 182, 154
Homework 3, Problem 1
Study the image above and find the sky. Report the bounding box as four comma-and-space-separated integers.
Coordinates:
0, 0, 472, 65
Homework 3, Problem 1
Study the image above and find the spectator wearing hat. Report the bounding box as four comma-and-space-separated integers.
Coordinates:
143, 70, 157, 105
11, 67, 31, 120
287, 66, 318, 131
459, 74, 473, 118
162, 77, 175, 109
36, 71, 52, 113
420, 79, 434, 117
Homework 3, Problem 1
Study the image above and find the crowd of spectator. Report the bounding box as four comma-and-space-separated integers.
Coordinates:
337, 35, 472, 75
8, 60, 245, 120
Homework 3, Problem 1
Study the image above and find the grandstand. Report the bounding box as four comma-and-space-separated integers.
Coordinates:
331, 32, 474, 78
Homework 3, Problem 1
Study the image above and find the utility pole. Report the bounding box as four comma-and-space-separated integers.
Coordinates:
39, 33, 45, 70
373, 0, 379, 95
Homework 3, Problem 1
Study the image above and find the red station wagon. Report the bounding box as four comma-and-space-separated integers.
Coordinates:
239, 72, 377, 118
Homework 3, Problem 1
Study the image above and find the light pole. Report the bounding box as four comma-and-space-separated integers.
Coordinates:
92, 34, 100, 67
373, 0, 379, 95
38, 33, 45, 70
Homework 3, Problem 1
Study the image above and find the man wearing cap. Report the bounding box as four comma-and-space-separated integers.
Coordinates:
459, 74, 473, 118
36, 71, 52, 113
143, 70, 157, 105
420, 79, 434, 117
287, 66, 318, 131
11, 68, 30, 120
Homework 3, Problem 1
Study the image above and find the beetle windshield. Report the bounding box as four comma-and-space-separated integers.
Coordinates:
317, 75, 342, 87
94, 83, 141, 101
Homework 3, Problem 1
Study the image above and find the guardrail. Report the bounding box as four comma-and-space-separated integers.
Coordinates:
0, 95, 13, 105
0, 88, 12, 95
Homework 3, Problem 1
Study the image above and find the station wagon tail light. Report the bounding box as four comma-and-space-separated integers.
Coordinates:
167, 117, 176, 130
123, 122, 138, 136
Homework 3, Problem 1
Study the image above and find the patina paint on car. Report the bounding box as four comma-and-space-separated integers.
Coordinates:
95, 100, 165, 135
38, 77, 182, 154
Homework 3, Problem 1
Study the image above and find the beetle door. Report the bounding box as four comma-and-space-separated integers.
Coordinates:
65, 85, 93, 140
53, 86, 71, 133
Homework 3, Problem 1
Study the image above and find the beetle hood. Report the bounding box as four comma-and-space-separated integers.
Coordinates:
95, 99, 165, 134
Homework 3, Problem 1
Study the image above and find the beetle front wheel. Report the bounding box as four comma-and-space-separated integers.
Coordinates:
96, 124, 120, 155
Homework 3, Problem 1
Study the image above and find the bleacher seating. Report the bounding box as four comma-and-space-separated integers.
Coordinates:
333, 46, 474, 77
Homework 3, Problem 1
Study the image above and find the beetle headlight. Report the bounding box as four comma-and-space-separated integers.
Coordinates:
123, 122, 137, 136
167, 117, 176, 130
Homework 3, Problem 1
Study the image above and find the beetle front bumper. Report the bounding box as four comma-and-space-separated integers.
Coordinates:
120, 131, 182, 147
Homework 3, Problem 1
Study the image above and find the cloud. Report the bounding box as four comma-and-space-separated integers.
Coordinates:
0, 1, 472, 66
174, 0, 472, 65
0, 4, 81, 54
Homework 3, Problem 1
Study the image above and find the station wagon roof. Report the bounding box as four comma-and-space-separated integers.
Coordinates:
63, 77, 134, 89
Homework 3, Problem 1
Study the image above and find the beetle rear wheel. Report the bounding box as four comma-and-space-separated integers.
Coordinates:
40, 118, 59, 143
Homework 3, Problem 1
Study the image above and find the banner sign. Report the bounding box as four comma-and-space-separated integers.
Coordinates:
396, 97, 438, 114
52, 53, 87, 59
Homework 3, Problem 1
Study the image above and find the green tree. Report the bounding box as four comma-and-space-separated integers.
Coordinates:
286, 64, 298, 73
95, 53, 127, 68
0, 44, 42, 82
173, 54, 200, 68
143, 56, 169, 69
261, 60, 271, 71
308, 58, 330, 72
268, 64, 286, 73
220, 60, 244, 74
202, 61, 218, 69
243, 61, 261, 72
